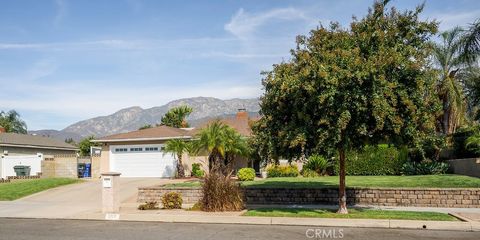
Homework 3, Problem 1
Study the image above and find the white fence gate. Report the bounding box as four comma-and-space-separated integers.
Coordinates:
0, 154, 43, 179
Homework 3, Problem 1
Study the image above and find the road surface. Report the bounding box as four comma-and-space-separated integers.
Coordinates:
0, 218, 478, 240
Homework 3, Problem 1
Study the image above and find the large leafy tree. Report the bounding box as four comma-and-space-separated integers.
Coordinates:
163, 139, 193, 178
0, 110, 27, 134
79, 136, 100, 156
193, 120, 248, 174
161, 106, 193, 128
253, 0, 439, 213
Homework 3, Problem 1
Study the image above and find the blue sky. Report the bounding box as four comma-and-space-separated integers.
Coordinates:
0, 0, 479, 130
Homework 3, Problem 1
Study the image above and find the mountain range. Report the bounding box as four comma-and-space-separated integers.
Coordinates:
29, 97, 260, 142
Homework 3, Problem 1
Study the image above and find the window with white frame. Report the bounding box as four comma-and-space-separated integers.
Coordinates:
130, 147, 143, 152
145, 147, 159, 152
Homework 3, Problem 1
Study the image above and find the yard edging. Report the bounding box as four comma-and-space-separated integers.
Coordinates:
138, 186, 480, 208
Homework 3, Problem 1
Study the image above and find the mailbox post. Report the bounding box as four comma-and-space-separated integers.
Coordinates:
101, 172, 121, 217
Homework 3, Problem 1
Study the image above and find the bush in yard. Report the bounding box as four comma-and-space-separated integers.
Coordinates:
201, 171, 244, 212
303, 155, 332, 176
237, 168, 255, 181
334, 145, 408, 176
161, 192, 183, 209
301, 168, 320, 178
138, 201, 159, 210
191, 163, 204, 178
401, 161, 450, 175
266, 165, 299, 178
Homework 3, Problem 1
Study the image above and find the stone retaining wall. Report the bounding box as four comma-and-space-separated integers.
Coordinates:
138, 186, 480, 208
138, 187, 202, 204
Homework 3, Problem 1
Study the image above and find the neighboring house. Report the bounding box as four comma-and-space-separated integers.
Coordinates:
0, 128, 78, 156
92, 109, 257, 178
0, 126, 78, 179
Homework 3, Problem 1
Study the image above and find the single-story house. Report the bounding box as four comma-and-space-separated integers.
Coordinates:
0, 126, 78, 179
0, 130, 78, 156
92, 110, 257, 178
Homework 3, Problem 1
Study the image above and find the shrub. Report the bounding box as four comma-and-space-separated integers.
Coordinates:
237, 168, 255, 181
301, 168, 320, 178
161, 192, 183, 209
188, 202, 202, 211
466, 133, 480, 156
401, 161, 450, 175
334, 145, 408, 175
138, 201, 159, 210
191, 163, 205, 178
452, 126, 480, 158
266, 165, 299, 178
303, 155, 332, 176
201, 171, 244, 212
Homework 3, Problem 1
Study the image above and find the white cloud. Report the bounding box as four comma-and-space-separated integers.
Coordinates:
54, 0, 68, 26
225, 7, 309, 39
425, 9, 480, 30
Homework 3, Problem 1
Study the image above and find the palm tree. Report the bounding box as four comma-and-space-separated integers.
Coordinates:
160, 106, 193, 128
461, 19, 480, 63
192, 120, 248, 174
0, 110, 27, 134
432, 27, 468, 134
164, 139, 192, 178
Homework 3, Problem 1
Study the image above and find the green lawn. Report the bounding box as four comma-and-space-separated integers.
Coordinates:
163, 181, 202, 188
244, 208, 457, 221
163, 175, 480, 189
242, 175, 480, 188
0, 178, 80, 201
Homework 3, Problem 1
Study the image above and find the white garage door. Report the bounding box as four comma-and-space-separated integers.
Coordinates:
109, 144, 176, 177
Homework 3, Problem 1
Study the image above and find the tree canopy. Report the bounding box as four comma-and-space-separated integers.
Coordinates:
78, 136, 99, 156
252, 0, 439, 213
160, 106, 193, 128
0, 110, 27, 134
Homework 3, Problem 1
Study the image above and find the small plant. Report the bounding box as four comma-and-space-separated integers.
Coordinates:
201, 171, 244, 212
237, 168, 255, 181
466, 133, 480, 155
266, 165, 299, 178
138, 201, 159, 210
191, 163, 205, 178
301, 168, 320, 178
401, 161, 450, 175
303, 155, 332, 176
161, 192, 183, 209
188, 202, 203, 211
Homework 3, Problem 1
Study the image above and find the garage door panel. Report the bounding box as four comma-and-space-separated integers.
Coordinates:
109, 145, 176, 178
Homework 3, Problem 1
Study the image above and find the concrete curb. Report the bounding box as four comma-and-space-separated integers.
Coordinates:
67, 213, 479, 232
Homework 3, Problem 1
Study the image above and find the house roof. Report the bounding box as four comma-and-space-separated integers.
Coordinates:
93, 125, 192, 143
0, 132, 78, 151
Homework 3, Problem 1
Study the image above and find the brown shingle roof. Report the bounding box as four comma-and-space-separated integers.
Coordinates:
94, 125, 192, 142
0, 133, 78, 150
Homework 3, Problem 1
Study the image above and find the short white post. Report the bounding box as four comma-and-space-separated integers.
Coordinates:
101, 172, 121, 219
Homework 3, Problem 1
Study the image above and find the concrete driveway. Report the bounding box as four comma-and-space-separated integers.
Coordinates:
0, 178, 179, 219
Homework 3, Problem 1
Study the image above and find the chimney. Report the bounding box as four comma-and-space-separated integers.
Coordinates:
236, 108, 248, 120
0, 126, 5, 133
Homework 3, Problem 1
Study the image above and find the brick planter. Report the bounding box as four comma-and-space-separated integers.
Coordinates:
138, 186, 480, 208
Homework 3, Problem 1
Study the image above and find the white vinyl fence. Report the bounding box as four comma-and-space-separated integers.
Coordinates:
0, 154, 43, 179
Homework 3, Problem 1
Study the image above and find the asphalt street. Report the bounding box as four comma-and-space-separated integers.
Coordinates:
0, 218, 478, 240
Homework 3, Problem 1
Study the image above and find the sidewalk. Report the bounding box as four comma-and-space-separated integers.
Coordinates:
67, 204, 480, 232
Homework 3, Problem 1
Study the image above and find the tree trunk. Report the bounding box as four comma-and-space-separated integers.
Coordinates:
177, 154, 185, 178
337, 147, 348, 214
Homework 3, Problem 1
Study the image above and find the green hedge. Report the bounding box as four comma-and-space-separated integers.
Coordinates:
334, 145, 408, 176
267, 165, 299, 178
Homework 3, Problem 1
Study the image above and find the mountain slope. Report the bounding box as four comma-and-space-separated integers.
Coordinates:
57, 97, 260, 138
